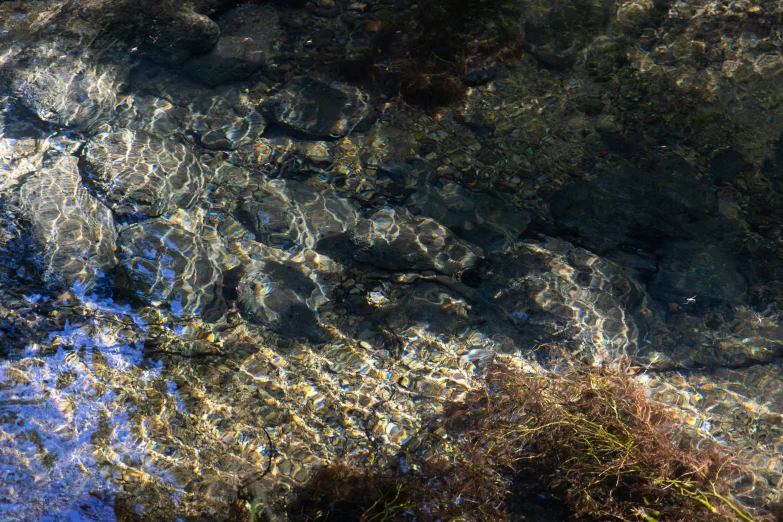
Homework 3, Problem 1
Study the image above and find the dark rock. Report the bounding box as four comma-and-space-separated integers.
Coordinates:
367, 159, 528, 254
260, 75, 376, 139
650, 240, 747, 305
279, 10, 311, 29
310, 28, 337, 48
453, 113, 496, 136
710, 149, 748, 183
182, 4, 280, 86
342, 31, 375, 62
764, 137, 783, 192
79, 1, 221, 66
585, 35, 625, 78
600, 131, 642, 158
196, 0, 251, 14
548, 160, 732, 255
181, 37, 264, 86
523, 0, 615, 69
462, 65, 497, 86
147, 9, 220, 65
313, 6, 341, 18
237, 261, 324, 340
578, 97, 605, 116
406, 180, 531, 255
117, 218, 220, 316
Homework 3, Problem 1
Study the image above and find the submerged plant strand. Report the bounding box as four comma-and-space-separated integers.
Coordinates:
279, 358, 772, 522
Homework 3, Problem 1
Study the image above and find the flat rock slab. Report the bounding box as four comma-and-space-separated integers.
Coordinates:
260, 75, 376, 139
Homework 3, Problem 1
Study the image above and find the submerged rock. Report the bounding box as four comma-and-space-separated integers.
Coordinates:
19, 155, 117, 292
481, 235, 655, 363
407, 180, 530, 255
84, 129, 206, 218
237, 261, 324, 340
650, 240, 747, 305
182, 3, 280, 86
369, 160, 529, 254
0, 101, 54, 192
187, 88, 266, 150
12, 46, 125, 130
239, 178, 359, 251
549, 160, 734, 254
351, 207, 481, 276
76, 0, 220, 66
117, 218, 220, 315
522, 0, 616, 69
260, 75, 376, 139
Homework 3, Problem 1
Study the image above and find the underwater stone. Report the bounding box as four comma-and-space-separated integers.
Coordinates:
650, 240, 747, 305
522, 0, 616, 70
187, 89, 267, 150
142, 9, 220, 66
462, 64, 497, 86
13, 46, 125, 131
182, 4, 280, 87
237, 261, 323, 339
482, 235, 654, 362
260, 75, 376, 139
19, 155, 118, 292
117, 218, 220, 315
76, 0, 220, 66
84, 129, 206, 218
549, 161, 729, 255
0, 102, 54, 192
406, 180, 531, 255
710, 149, 749, 183
351, 207, 481, 276
239, 178, 359, 251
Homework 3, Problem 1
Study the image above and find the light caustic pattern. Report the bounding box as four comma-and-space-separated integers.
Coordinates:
0, 292, 494, 520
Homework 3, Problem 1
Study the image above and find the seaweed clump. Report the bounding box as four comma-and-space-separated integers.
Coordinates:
279, 360, 772, 522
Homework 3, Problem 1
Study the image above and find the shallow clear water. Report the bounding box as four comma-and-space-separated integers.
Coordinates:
1, 0, 783, 519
